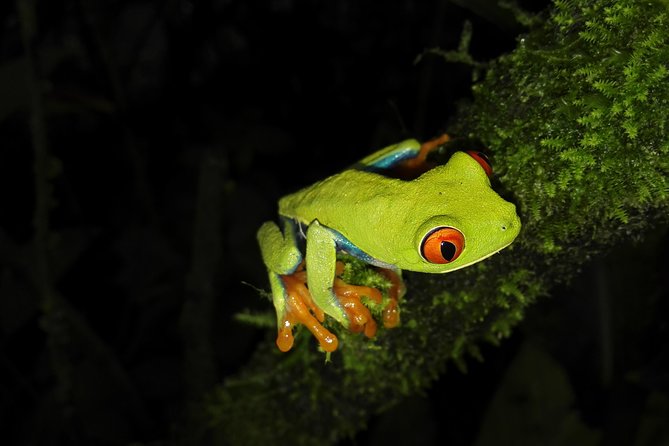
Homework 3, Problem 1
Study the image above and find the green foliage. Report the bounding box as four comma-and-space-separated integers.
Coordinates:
453, 0, 669, 270
209, 0, 669, 444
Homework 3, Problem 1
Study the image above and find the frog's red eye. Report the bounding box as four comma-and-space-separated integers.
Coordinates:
420, 227, 465, 264
466, 150, 493, 177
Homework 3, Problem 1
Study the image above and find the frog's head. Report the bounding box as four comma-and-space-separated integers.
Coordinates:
398, 151, 521, 273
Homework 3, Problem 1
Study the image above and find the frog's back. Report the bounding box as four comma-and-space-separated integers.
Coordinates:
278, 169, 402, 230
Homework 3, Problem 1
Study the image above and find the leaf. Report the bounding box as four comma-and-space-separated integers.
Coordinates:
474, 341, 601, 446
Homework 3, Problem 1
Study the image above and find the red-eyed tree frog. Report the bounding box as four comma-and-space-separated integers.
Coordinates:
257, 134, 521, 352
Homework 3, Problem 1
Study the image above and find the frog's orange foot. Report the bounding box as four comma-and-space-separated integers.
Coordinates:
377, 267, 405, 328
333, 279, 381, 338
276, 270, 338, 353
333, 262, 404, 332
275, 262, 405, 352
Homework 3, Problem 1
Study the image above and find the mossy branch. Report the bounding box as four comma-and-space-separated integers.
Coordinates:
208, 0, 669, 444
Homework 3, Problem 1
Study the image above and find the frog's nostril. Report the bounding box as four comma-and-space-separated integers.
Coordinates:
501, 213, 520, 233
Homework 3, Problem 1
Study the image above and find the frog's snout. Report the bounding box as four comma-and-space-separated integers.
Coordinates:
499, 203, 521, 236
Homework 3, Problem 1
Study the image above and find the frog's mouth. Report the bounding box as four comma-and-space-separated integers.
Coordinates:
439, 220, 521, 273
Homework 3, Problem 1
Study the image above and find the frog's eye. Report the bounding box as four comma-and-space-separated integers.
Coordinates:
420, 227, 465, 264
466, 150, 493, 177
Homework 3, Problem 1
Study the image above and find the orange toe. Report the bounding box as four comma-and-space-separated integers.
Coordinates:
275, 261, 405, 352
278, 274, 338, 352
333, 279, 384, 338
338, 294, 378, 338
376, 268, 404, 328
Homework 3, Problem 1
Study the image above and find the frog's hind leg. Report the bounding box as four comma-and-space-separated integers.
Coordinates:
356, 138, 423, 172
356, 134, 451, 178
257, 219, 303, 276
400, 133, 450, 172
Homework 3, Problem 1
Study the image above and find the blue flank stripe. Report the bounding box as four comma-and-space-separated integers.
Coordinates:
329, 227, 395, 269
296, 220, 394, 269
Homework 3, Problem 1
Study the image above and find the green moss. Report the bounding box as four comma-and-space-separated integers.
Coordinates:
208, 1, 669, 444
453, 0, 669, 267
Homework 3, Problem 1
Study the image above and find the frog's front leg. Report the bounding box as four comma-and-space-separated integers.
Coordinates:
258, 219, 338, 352
304, 220, 349, 326
307, 221, 396, 340
259, 218, 404, 352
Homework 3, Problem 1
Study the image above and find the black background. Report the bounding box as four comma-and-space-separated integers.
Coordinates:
2, 1, 668, 445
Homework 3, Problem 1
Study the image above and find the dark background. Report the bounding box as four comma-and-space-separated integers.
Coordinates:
2, 0, 668, 445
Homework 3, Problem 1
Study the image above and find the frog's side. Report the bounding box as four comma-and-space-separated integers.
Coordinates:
257, 134, 521, 352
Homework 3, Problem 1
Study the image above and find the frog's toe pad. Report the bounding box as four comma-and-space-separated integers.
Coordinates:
377, 268, 404, 328
277, 273, 338, 352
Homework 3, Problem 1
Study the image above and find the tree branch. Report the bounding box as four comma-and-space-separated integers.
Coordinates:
206, 0, 669, 444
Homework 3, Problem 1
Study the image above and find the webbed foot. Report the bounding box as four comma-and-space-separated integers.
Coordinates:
276, 265, 338, 352
275, 262, 403, 352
